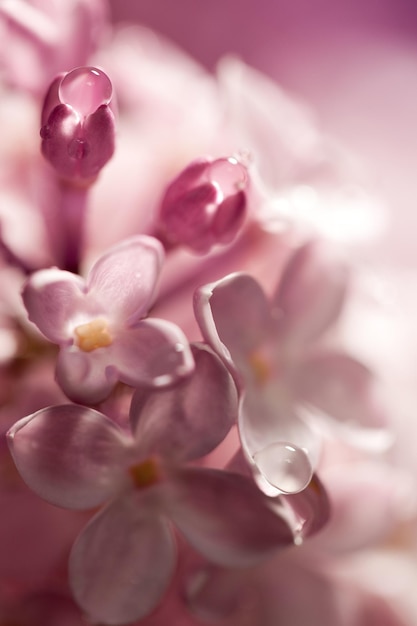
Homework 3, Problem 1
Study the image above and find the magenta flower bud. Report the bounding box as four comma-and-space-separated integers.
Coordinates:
40, 66, 115, 184
158, 156, 249, 254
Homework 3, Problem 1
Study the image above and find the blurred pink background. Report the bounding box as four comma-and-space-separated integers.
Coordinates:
109, 0, 417, 269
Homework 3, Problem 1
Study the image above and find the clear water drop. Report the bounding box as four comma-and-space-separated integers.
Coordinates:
253, 441, 312, 494
59, 67, 112, 118
208, 157, 248, 195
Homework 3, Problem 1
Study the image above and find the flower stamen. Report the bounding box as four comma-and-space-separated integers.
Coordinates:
74, 318, 112, 352
129, 458, 160, 489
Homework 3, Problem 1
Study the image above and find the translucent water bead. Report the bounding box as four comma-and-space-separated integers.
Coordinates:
253, 442, 313, 495
208, 157, 248, 196
59, 67, 112, 118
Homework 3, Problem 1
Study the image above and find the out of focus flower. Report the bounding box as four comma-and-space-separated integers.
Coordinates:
0, 0, 108, 95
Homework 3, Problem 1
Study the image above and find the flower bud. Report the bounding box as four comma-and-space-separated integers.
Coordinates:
158, 156, 248, 254
40, 66, 115, 185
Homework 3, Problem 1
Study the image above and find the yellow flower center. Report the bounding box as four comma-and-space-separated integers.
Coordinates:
74, 318, 112, 352
129, 458, 160, 489
248, 351, 271, 385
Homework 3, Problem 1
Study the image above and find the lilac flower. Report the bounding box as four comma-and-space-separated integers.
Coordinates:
7, 344, 294, 624
157, 156, 248, 253
194, 240, 390, 495
40, 66, 116, 185
22, 235, 194, 404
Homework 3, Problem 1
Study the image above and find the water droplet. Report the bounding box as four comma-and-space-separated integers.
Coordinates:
67, 138, 89, 160
59, 67, 112, 118
253, 442, 312, 494
208, 157, 248, 196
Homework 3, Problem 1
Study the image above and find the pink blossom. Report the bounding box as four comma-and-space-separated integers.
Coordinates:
22, 235, 194, 403
7, 344, 294, 624
194, 239, 390, 495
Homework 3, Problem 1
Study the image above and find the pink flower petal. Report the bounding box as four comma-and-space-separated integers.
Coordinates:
314, 463, 417, 553
129, 343, 237, 462
56, 348, 118, 404
22, 268, 86, 343
281, 473, 330, 539
167, 467, 294, 567
7, 405, 131, 509
295, 350, 391, 444
240, 390, 318, 495
273, 240, 348, 345
69, 495, 176, 625
86, 235, 164, 324
113, 318, 195, 388
194, 272, 272, 379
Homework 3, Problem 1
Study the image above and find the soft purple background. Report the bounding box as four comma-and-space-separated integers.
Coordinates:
109, 0, 417, 268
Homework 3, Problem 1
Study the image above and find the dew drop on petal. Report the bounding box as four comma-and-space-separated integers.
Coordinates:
208, 158, 248, 196
59, 67, 112, 118
253, 442, 312, 494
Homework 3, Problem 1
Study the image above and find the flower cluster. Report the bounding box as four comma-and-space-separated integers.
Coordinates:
0, 2, 415, 626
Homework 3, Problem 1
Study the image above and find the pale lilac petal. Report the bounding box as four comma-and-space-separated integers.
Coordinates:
7, 405, 131, 509
86, 236, 164, 324
194, 273, 272, 376
56, 348, 118, 404
186, 565, 247, 621
240, 390, 318, 495
273, 241, 348, 345
167, 467, 293, 567
129, 343, 237, 462
22, 268, 86, 343
281, 473, 330, 539
295, 350, 391, 443
113, 318, 194, 388
69, 495, 176, 625
313, 463, 417, 553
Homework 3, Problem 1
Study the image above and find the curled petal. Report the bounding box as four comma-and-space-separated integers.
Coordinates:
130, 343, 238, 462
69, 495, 176, 625
281, 473, 330, 540
114, 318, 195, 389
22, 268, 86, 343
194, 273, 272, 379
273, 240, 348, 345
86, 235, 164, 324
7, 405, 131, 509
295, 350, 392, 447
167, 467, 294, 567
240, 390, 318, 495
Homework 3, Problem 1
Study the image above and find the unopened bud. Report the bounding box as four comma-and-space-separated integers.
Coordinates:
158, 157, 248, 254
40, 66, 116, 185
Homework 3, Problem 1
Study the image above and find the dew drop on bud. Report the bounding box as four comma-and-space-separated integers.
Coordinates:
59, 67, 112, 118
253, 442, 312, 494
208, 158, 248, 196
